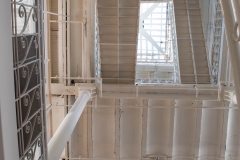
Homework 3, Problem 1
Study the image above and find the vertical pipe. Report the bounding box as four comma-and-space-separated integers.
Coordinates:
48, 90, 91, 160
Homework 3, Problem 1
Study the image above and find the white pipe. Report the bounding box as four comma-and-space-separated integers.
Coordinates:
81, 22, 84, 78
49, 20, 80, 23
43, 11, 69, 17
220, 0, 240, 111
48, 90, 91, 160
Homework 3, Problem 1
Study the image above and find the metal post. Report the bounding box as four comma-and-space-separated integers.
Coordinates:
48, 90, 91, 160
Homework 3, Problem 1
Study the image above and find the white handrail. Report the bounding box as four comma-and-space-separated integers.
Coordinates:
48, 90, 91, 160
170, 2, 181, 84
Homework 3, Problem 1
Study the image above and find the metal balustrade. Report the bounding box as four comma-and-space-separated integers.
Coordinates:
95, 8, 101, 79
210, 0, 224, 84
11, 0, 47, 159
169, 1, 181, 84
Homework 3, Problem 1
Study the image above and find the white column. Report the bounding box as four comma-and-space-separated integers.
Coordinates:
225, 105, 240, 160
0, 1, 19, 160
198, 101, 224, 160
172, 100, 197, 159
48, 90, 91, 160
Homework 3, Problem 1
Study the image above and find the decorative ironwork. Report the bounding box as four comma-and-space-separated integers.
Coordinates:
210, 0, 223, 84
95, 10, 101, 78
169, 1, 181, 83
11, 0, 47, 159
135, 78, 174, 84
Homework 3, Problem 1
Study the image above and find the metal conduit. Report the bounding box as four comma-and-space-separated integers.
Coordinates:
48, 90, 91, 160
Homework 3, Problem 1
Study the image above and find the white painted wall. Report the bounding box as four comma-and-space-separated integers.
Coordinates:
0, 1, 19, 159
70, 0, 94, 78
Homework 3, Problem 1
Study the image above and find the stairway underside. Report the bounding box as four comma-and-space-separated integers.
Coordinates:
174, 0, 211, 84
97, 0, 140, 84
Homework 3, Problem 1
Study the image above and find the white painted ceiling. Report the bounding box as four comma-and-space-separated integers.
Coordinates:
98, 0, 140, 84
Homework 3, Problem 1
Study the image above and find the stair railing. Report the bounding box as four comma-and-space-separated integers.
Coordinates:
210, 0, 224, 84
95, 4, 101, 80
170, 1, 181, 84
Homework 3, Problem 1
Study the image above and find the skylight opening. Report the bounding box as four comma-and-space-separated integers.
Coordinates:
136, 1, 177, 84
137, 2, 169, 64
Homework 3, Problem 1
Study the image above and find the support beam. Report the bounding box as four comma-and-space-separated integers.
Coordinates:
51, 84, 219, 101
48, 90, 91, 160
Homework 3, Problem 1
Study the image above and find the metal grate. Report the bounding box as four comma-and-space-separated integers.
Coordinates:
11, 0, 47, 159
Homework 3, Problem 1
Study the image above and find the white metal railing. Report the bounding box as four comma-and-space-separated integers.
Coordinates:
11, 0, 47, 159
95, 5, 101, 79
169, 1, 181, 84
209, 0, 224, 84
135, 78, 175, 84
